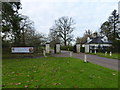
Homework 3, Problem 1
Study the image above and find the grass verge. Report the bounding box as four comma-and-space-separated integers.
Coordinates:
2, 57, 118, 88
87, 52, 120, 60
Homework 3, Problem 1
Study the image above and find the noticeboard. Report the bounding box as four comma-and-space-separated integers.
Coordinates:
11, 47, 34, 53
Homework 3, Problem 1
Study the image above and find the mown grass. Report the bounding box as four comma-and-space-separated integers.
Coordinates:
88, 52, 120, 60
2, 53, 43, 59
2, 57, 118, 88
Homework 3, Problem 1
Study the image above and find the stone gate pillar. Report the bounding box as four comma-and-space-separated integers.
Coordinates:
76, 43, 81, 53
54, 43, 60, 53
85, 44, 89, 53
45, 43, 50, 54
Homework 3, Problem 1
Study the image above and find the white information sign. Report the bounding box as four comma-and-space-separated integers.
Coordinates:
11, 47, 34, 53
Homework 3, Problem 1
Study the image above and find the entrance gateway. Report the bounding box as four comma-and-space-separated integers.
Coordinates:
45, 43, 61, 54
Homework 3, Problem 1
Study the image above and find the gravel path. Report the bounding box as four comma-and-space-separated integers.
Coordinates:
51, 50, 119, 71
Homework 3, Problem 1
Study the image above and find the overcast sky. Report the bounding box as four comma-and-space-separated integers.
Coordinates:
19, 0, 119, 39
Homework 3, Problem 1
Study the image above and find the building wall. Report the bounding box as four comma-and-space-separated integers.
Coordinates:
89, 44, 112, 47
82, 44, 111, 47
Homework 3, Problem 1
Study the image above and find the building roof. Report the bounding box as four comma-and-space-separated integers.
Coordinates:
82, 36, 112, 44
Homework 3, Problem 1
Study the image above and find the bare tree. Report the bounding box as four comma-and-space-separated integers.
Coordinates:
84, 29, 93, 38
19, 15, 35, 46
50, 16, 75, 46
76, 29, 93, 44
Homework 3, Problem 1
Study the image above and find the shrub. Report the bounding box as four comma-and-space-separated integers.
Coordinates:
112, 40, 120, 53
61, 46, 74, 51
80, 47, 85, 53
34, 45, 45, 54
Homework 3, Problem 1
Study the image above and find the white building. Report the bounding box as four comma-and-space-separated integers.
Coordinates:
82, 35, 112, 52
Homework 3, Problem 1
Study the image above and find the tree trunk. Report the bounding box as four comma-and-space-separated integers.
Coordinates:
113, 22, 116, 39
22, 29, 25, 46
64, 40, 67, 46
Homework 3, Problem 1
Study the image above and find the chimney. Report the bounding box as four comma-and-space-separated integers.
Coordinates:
92, 32, 97, 38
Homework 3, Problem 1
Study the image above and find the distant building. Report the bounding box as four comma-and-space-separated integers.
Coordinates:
82, 35, 112, 52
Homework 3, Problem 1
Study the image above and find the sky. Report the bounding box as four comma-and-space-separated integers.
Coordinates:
19, 0, 119, 39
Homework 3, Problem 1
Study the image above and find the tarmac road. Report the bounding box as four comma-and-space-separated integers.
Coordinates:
52, 50, 119, 71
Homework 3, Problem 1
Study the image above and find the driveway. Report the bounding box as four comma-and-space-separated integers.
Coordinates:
51, 50, 119, 71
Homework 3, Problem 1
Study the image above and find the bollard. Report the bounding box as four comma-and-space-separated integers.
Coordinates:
95, 50, 96, 54
90, 50, 92, 53
110, 52, 112, 56
105, 51, 107, 56
70, 52, 72, 57
84, 54, 87, 62
43, 50, 46, 57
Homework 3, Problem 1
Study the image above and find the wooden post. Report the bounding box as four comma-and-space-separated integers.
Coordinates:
105, 51, 107, 56
84, 54, 87, 62
43, 50, 46, 57
70, 52, 72, 57
110, 51, 112, 56
95, 50, 96, 54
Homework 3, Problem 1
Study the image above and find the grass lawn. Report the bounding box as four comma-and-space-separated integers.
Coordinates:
88, 52, 120, 60
2, 57, 118, 88
2, 53, 43, 59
